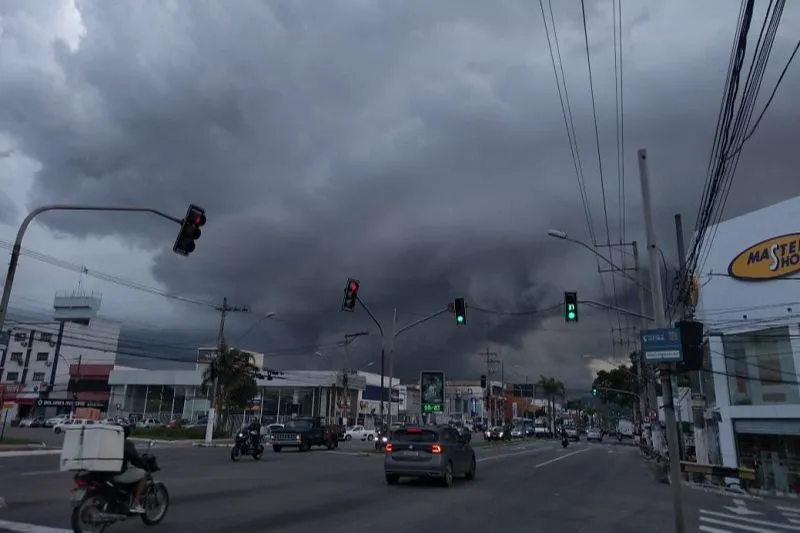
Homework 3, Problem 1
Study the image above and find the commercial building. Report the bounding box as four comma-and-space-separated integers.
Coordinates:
695, 195, 800, 495
0, 292, 120, 420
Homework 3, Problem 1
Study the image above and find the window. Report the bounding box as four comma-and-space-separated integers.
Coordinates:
724, 327, 798, 406
5, 372, 19, 381
9, 352, 23, 363
13, 332, 26, 342
39, 332, 52, 343
32, 372, 45, 382
36, 352, 49, 362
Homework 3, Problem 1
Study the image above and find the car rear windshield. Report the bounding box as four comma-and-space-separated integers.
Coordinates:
392, 429, 438, 442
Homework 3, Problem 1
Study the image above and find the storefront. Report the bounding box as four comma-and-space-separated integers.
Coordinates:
696, 195, 800, 495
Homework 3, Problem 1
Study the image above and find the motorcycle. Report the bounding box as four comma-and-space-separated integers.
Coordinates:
231, 428, 264, 461
69, 452, 169, 533
375, 431, 390, 451
561, 435, 569, 448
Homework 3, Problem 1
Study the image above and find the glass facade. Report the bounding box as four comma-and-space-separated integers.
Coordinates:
724, 326, 799, 406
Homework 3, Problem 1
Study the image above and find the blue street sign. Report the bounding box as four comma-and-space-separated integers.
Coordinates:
641, 328, 684, 363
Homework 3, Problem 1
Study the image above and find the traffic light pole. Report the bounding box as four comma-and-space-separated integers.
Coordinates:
0, 204, 184, 337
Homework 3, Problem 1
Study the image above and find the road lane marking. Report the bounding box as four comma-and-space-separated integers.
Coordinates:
20, 469, 62, 477
700, 509, 800, 531
477, 446, 556, 463
0, 450, 61, 458
0, 519, 71, 533
534, 447, 592, 468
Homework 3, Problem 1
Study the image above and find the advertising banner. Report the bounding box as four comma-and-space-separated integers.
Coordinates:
420, 371, 445, 413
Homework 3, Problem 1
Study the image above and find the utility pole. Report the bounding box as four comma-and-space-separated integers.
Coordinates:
675, 213, 707, 465
205, 297, 249, 442
481, 348, 499, 425
71, 354, 82, 415
638, 148, 686, 533
634, 242, 660, 448
342, 331, 368, 425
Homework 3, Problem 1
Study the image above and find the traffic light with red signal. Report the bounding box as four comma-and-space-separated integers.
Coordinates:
173, 204, 206, 256
341, 278, 360, 311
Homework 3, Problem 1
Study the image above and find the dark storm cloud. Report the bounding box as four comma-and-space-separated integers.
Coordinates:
1, 0, 799, 386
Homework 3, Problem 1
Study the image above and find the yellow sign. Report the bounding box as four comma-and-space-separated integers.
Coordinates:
728, 233, 800, 281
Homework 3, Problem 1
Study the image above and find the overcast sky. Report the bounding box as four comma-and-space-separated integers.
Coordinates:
1, 0, 798, 390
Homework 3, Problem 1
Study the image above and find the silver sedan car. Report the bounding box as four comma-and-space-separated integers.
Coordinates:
586, 427, 603, 442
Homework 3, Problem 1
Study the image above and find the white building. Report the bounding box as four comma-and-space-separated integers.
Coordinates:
0, 292, 120, 419
695, 195, 800, 495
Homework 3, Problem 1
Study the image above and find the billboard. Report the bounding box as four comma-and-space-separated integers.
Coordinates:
420, 371, 445, 413
197, 347, 218, 364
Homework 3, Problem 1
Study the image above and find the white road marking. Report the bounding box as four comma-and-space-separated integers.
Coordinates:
0, 519, 71, 533
477, 446, 555, 463
533, 447, 592, 468
700, 509, 800, 532
20, 469, 63, 477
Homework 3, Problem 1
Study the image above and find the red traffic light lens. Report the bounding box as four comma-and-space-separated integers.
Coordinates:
349, 282, 359, 292
193, 214, 206, 226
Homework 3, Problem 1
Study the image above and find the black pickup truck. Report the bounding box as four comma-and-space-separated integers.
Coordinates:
270, 417, 339, 452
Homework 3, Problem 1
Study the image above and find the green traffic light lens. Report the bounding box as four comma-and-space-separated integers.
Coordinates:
456, 316, 464, 323
568, 312, 576, 320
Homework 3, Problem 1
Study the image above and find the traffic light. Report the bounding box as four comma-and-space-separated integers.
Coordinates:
591, 386, 598, 397
564, 291, 578, 323
453, 298, 467, 325
480, 374, 487, 388
341, 278, 360, 311
173, 204, 206, 256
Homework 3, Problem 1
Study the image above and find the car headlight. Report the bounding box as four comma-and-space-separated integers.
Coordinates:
295, 434, 301, 440
237, 433, 244, 438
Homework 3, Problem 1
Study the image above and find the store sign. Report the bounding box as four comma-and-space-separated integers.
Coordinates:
36, 399, 108, 409
728, 233, 800, 281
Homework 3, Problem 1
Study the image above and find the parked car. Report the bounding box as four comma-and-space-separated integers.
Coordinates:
344, 425, 376, 442
136, 418, 162, 429
54, 418, 95, 434
19, 417, 45, 428
44, 414, 70, 428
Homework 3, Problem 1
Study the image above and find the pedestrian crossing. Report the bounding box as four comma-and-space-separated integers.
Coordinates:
698, 502, 800, 532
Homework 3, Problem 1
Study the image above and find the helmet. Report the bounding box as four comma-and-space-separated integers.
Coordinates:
123, 424, 132, 438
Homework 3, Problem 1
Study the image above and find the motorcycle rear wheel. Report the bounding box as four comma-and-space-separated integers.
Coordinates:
70, 494, 110, 533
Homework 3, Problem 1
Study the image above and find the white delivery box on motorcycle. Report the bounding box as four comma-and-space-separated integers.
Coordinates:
60, 424, 125, 472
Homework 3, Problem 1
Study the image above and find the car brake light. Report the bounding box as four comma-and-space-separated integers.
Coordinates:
431, 444, 442, 454
406, 428, 422, 433
385, 443, 393, 453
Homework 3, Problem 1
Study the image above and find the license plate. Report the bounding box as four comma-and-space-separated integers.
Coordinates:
403, 451, 419, 457
70, 489, 86, 503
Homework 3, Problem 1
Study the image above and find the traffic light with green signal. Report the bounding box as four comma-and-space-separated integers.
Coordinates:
453, 298, 467, 325
591, 386, 598, 397
564, 291, 578, 323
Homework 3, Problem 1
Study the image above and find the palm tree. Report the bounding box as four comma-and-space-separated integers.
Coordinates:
536, 376, 565, 433
202, 345, 260, 431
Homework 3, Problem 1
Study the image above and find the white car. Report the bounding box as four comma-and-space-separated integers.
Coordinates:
53, 418, 95, 434
344, 425, 376, 441
136, 418, 162, 429
45, 414, 70, 428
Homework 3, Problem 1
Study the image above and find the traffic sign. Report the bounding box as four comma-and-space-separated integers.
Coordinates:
641, 328, 683, 363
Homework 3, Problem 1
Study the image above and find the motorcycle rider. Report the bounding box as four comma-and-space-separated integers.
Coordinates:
247, 419, 262, 449
114, 424, 148, 514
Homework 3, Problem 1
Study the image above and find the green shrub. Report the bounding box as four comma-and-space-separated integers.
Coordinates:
131, 427, 228, 440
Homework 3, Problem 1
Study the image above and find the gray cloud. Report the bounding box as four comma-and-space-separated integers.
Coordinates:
1, 0, 799, 387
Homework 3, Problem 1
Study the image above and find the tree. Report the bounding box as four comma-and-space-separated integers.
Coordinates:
591, 363, 640, 409
536, 375, 565, 432
202, 345, 260, 428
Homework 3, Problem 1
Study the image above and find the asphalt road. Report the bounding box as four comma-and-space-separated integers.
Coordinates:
1, 439, 793, 533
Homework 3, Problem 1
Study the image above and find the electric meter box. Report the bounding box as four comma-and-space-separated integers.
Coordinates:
60, 424, 125, 472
